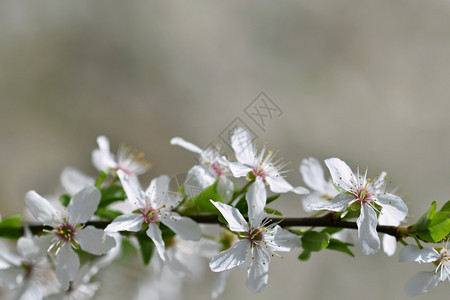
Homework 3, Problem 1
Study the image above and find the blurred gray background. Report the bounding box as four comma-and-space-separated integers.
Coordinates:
0, 0, 449, 299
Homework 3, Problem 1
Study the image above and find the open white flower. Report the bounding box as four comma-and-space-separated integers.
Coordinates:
170, 137, 234, 202
25, 186, 116, 290
209, 184, 301, 293
308, 158, 408, 255
92, 135, 150, 179
399, 243, 450, 296
0, 236, 59, 300
228, 127, 309, 196
300, 157, 338, 212
46, 263, 100, 300
105, 170, 202, 261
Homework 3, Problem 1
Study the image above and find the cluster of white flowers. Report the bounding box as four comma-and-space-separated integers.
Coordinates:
0, 128, 448, 299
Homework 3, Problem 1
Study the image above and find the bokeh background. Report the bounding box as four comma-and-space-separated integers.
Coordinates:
1, 1, 449, 299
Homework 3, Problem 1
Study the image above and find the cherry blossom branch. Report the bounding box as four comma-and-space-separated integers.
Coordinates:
25, 212, 402, 239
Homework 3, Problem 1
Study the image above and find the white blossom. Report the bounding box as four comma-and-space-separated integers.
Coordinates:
92, 135, 150, 179
170, 137, 234, 202
309, 158, 407, 255
299, 157, 338, 212
0, 236, 59, 300
209, 184, 301, 293
228, 128, 308, 197
25, 186, 116, 290
399, 243, 450, 296
105, 170, 202, 261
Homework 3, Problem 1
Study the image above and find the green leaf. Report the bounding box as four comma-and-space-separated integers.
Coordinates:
99, 185, 126, 208
321, 227, 343, 236
59, 194, 71, 207
440, 200, 450, 212
301, 231, 330, 252
0, 214, 23, 227
194, 183, 223, 211
160, 224, 176, 242
410, 201, 450, 242
415, 201, 437, 231
94, 208, 123, 220
234, 196, 248, 216
266, 194, 280, 205
136, 231, 155, 265
95, 171, 108, 189
298, 250, 311, 261
183, 181, 223, 214
326, 238, 355, 257
264, 207, 283, 216
427, 211, 450, 242
0, 215, 24, 239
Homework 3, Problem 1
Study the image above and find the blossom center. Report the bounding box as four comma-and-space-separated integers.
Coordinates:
56, 222, 77, 243
252, 167, 266, 180
117, 165, 132, 176
21, 262, 34, 279
248, 227, 264, 245
211, 162, 224, 176
141, 206, 160, 223
355, 188, 372, 204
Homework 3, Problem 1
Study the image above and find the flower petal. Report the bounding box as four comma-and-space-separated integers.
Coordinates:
399, 245, 439, 263
231, 127, 256, 166
217, 176, 234, 203
382, 234, 397, 256
211, 270, 231, 299
117, 170, 146, 207
210, 201, 247, 232
17, 236, 41, 260
301, 193, 328, 212
246, 246, 271, 293
404, 271, 440, 297
378, 202, 400, 226
291, 186, 310, 195
105, 213, 143, 232
308, 193, 354, 212
186, 165, 216, 190
60, 167, 95, 195
266, 174, 309, 195
68, 186, 101, 223
324, 158, 357, 192
145, 175, 170, 209
209, 239, 250, 272
376, 193, 408, 222
91, 135, 117, 172
300, 158, 327, 192
160, 212, 202, 241
0, 267, 23, 288
25, 190, 58, 224
228, 162, 252, 178
246, 178, 267, 224
146, 223, 167, 261
56, 243, 80, 291
170, 137, 203, 154
19, 280, 45, 300
356, 204, 380, 255
77, 226, 116, 255
270, 226, 302, 251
